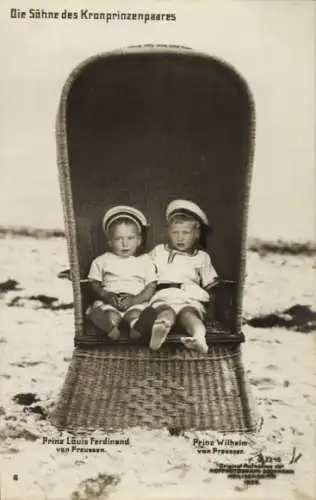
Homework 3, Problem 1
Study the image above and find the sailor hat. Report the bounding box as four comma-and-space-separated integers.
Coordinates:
102, 205, 149, 233
166, 199, 209, 226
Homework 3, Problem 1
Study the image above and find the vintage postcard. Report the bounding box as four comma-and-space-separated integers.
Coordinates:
0, 1, 315, 499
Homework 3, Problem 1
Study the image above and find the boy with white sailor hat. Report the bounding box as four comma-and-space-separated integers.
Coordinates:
102, 205, 148, 237
149, 199, 218, 354
166, 199, 209, 227
86, 205, 157, 341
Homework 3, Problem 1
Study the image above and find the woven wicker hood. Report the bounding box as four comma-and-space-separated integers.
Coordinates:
56, 46, 255, 338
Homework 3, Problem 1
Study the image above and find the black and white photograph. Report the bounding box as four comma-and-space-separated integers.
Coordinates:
0, 1, 315, 499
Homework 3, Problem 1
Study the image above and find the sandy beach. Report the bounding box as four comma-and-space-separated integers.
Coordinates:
0, 234, 315, 500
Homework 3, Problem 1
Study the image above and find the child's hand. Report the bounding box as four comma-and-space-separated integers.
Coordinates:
101, 291, 119, 308
118, 294, 136, 311
205, 277, 221, 292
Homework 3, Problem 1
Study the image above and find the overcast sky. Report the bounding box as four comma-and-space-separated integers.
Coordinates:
0, 0, 314, 241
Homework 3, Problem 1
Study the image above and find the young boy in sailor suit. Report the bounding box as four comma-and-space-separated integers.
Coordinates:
149, 200, 218, 354
86, 206, 157, 340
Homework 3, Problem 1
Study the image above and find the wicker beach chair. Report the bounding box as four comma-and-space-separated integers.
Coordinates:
51, 45, 257, 432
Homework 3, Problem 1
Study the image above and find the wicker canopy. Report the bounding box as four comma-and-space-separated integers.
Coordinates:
52, 46, 258, 432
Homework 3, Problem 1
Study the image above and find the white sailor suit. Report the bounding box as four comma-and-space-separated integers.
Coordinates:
149, 244, 216, 317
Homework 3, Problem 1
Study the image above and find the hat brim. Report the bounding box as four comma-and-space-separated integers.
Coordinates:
166, 199, 209, 226
102, 205, 149, 233
167, 208, 210, 228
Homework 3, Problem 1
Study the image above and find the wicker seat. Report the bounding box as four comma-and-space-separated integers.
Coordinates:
51, 45, 258, 432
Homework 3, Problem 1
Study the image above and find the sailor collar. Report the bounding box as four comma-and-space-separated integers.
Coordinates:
164, 244, 198, 263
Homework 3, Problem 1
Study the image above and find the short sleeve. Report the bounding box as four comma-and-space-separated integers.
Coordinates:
200, 252, 217, 288
87, 256, 103, 282
143, 255, 157, 285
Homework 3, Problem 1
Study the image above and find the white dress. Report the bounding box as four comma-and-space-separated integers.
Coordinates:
86, 252, 157, 315
149, 244, 217, 317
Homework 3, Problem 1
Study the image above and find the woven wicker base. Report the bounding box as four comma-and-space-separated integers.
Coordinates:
51, 345, 257, 432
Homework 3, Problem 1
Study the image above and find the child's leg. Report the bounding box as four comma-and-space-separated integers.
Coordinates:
178, 308, 208, 354
124, 309, 142, 340
150, 306, 176, 351
124, 306, 157, 340
88, 306, 121, 340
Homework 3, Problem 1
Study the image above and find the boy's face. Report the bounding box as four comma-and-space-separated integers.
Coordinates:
168, 219, 199, 252
108, 222, 141, 258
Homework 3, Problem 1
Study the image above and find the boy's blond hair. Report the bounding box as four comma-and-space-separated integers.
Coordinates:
168, 212, 201, 232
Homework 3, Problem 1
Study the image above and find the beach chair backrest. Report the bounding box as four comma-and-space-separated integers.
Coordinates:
56, 46, 255, 338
